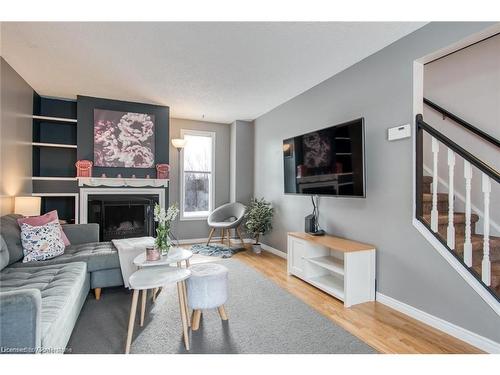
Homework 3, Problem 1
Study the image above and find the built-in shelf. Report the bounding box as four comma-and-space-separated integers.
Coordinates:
32, 193, 79, 224
32, 177, 78, 181
308, 275, 345, 300
335, 137, 351, 140
307, 256, 344, 276
32, 115, 77, 124
32, 142, 77, 149
78, 177, 169, 188
336, 153, 352, 156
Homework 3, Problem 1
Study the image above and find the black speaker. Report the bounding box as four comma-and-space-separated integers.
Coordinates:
305, 214, 316, 234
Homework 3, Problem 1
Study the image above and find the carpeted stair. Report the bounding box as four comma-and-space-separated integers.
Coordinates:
421, 176, 500, 297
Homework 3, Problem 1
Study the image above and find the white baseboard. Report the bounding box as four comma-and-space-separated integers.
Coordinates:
376, 292, 500, 353
261, 243, 287, 259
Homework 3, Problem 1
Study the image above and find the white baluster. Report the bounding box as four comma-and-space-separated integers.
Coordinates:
447, 149, 455, 249
431, 137, 439, 232
481, 173, 491, 286
463, 161, 473, 267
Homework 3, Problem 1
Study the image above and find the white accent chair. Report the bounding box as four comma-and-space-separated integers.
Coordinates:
206, 202, 246, 245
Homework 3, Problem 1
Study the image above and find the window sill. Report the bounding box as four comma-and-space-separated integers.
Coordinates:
180, 216, 208, 222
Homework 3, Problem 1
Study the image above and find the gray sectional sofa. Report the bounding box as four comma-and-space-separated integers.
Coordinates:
0, 214, 123, 353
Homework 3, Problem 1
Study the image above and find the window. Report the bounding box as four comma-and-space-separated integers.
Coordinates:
180, 129, 215, 220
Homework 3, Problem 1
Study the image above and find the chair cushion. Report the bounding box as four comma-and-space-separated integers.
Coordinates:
0, 214, 24, 265
0, 235, 9, 271
9, 241, 119, 273
0, 262, 88, 348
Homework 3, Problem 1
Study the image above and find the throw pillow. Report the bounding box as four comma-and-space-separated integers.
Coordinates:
17, 210, 70, 246
20, 220, 65, 262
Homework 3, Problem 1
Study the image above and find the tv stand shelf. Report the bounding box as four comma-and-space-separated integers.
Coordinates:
287, 232, 376, 307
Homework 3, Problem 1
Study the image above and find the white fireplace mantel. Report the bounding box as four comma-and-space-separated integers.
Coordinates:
78, 177, 168, 188
79, 187, 166, 224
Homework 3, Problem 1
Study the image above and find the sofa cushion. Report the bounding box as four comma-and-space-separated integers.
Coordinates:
9, 241, 119, 273
0, 214, 24, 265
0, 235, 9, 271
0, 262, 89, 349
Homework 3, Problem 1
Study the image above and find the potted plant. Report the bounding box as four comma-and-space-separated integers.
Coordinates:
244, 197, 274, 254
154, 203, 179, 256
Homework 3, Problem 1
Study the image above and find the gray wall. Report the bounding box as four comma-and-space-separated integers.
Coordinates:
169, 118, 231, 240
0, 57, 33, 215
230, 120, 254, 205
423, 34, 500, 236
253, 22, 500, 342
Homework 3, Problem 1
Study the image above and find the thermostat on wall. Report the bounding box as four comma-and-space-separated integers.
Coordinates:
388, 124, 411, 141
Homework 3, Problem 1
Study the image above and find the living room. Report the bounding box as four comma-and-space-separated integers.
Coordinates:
1, 1, 500, 372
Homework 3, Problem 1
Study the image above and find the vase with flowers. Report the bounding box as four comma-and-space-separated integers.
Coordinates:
154, 203, 179, 256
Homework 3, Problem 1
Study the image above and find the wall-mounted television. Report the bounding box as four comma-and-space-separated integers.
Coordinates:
283, 118, 365, 197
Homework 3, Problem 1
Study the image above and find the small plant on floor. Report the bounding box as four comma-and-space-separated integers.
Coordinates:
154, 203, 179, 255
244, 197, 273, 253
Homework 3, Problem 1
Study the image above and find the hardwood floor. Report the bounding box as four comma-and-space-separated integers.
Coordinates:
229, 244, 482, 354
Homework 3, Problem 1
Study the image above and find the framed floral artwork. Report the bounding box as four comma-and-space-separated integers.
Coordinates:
93, 109, 155, 168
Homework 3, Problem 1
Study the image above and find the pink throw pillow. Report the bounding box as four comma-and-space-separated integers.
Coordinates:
17, 210, 70, 246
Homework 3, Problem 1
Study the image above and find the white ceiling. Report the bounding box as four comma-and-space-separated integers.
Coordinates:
1, 22, 426, 123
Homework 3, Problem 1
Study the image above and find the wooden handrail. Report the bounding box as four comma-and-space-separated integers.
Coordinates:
423, 98, 500, 149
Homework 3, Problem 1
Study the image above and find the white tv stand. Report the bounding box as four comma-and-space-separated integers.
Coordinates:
287, 232, 376, 307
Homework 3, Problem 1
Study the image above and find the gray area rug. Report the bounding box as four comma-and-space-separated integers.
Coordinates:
67, 259, 375, 354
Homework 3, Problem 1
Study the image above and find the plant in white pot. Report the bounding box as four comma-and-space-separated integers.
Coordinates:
244, 197, 274, 254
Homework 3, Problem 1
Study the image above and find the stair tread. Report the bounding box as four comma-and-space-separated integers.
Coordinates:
473, 261, 500, 276
422, 193, 448, 202
423, 212, 479, 225
422, 176, 433, 183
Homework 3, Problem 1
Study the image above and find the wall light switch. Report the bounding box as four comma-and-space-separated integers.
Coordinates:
388, 124, 411, 141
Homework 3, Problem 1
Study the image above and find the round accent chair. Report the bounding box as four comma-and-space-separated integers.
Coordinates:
186, 263, 229, 331
206, 202, 246, 245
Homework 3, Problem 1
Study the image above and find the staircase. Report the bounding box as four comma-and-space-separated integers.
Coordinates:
416, 99, 500, 306
421, 176, 500, 297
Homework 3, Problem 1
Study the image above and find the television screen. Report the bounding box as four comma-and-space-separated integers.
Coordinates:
283, 118, 365, 197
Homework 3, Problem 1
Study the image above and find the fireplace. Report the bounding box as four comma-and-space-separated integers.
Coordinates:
87, 194, 158, 241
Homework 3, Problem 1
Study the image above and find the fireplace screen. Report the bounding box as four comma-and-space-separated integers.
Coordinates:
87, 195, 158, 241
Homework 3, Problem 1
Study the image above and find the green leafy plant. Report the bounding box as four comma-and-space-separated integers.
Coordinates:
154, 203, 179, 255
244, 198, 274, 244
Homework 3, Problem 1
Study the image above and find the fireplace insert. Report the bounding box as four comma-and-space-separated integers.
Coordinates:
87, 194, 159, 241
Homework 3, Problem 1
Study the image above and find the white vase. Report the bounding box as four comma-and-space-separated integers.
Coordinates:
252, 243, 262, 254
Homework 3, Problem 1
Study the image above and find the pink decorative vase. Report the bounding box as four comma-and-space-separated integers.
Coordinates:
75, 160, 93, 177
156, 164, 170, 179
146, 246, 161, 261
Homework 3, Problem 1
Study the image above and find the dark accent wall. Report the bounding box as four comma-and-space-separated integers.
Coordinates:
77, 95, 169, 178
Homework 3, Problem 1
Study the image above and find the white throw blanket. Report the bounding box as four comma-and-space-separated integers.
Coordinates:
112, 236, 155, 288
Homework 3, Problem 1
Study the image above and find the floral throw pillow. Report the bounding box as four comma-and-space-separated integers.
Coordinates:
20, 220, 65, 263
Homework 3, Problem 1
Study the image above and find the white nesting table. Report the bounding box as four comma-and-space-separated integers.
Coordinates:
126, 267, 192, 353
131, 247, 193, 332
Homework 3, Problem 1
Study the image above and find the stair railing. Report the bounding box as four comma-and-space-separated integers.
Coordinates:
424, 98, 500, 149
416, 114, 500, 301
